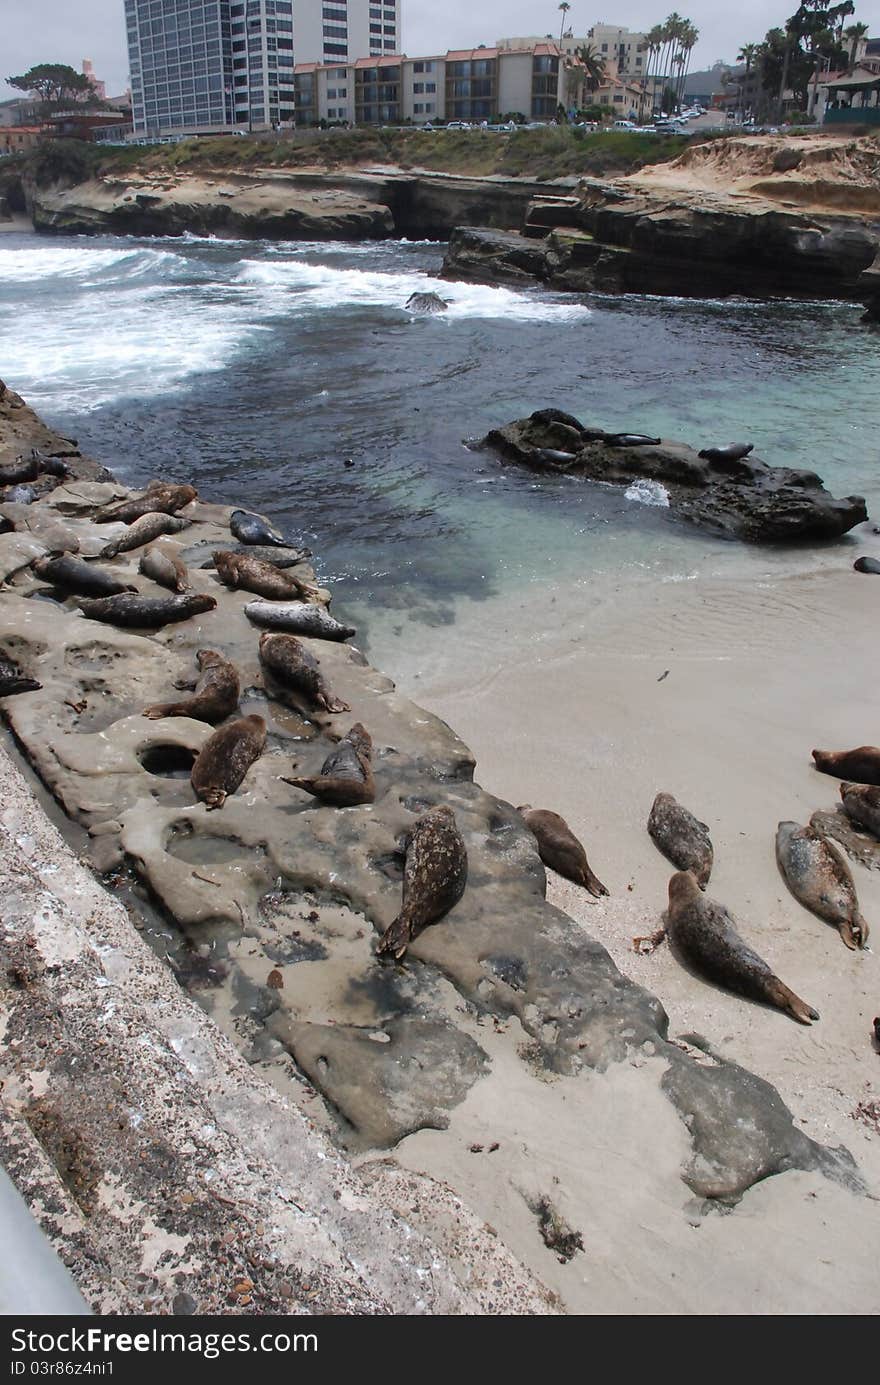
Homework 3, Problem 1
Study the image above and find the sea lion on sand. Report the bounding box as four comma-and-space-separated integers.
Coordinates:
283, 723, 374, 806
77, 592, 216, 628
775, 821, 868, 950
812, 746, 880, 786
244, 600, 355, 641
665, 871, 819, 1024
698, 443, 754, 462
213, 550, 318, 601
0, 656, 41, 697
100, 513, 188, 558
854, 556, 880, 575
648, 792, 713, 887
95, 483, 197, 524
229, 510, 298, 548
517, 805, 608, 897
143, 648, 239, 724
377, 805, 468, 961
33, 555, 137, 597
139, 545, 189, 593
604, 434, 661, 447
258, 631, 349, 713
839, 782, 880, 838
191, 713, 266, 811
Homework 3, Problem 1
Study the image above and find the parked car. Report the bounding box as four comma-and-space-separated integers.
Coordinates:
613, 119, 637, 130
445, 121, 472, 131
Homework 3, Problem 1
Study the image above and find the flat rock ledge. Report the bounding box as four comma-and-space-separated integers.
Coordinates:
482, 409, 868, 543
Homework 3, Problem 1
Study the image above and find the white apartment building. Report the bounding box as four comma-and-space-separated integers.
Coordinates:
293, 0, 400, 66
498, 25, 649, 77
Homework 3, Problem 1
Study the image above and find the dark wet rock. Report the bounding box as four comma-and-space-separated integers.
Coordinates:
405, 291, 448, 314
481, 409, 868, 544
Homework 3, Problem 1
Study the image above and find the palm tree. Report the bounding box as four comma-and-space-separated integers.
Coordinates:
677, 19, 699, 104
576, 43, 607, 94
558, 2, 571, 47
736, 41, 758, 118
644, 23, 665, 113
844, 22, 869, 69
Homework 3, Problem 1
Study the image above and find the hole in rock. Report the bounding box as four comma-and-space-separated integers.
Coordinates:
138, 744, 197, 778
166, 823, 252, 866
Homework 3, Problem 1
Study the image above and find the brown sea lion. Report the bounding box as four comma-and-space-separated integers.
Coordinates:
139, 545, 189, 593
775, 821, 868, 950
0, 456, 40, 486
377, 805, 468, 961
283, 723, 375, 806
0, 656, 41, 697
77, 592, 216, 628
213, 550, 318, 602
812, 746, 880, 786
33, 554, 137, 597
517, 805, 608, 897
100, 513, 189, 558
191, 713, 266, 811
840, 782, 880, 838
648, 792, 713, 887
143, 648, 240, 724
664, 871, 819, 1025
95, 483, 197, 524
258, 631, 349, 714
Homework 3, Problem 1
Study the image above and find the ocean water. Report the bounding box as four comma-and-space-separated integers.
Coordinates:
1, 230, 878, 647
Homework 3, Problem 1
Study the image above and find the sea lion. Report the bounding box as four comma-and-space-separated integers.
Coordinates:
775, 821, 868, 950
533, 449, 577, 466
283, 723, 374, 806
0, 514, 11, 535
405, 291, 448, 314
229, 509, 298, 548
100, 513, 189, 558
33, 555, 137, 597
139, 545, 189, 593
258, 631, 349, 713
376, 805, 468, 961
812, 746, 880, 786
76, 592, 216, 628
665, 871, 819, 1024
198, 543, 312, 569
604, 434, 661, 447
244, 600, 355, 641
213, 550, 318, 602
30, 448, 70, 479
647, 792, 713, 887
854, 556, 880, 575
0, 456, 40, 486
95, 483, 197, 524
0, 656, 41, 697
143, 648, 239, 724
698, 443, 754, 462
517, 805, 608, 897
4, 486, 36, 505
191, 713, 266, 810
839, 782, 880, 838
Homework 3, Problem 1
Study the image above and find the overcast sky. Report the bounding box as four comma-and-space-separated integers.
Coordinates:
2, 0, 879, 101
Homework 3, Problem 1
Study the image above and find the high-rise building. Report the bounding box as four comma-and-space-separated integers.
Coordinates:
125, 0, 399, 137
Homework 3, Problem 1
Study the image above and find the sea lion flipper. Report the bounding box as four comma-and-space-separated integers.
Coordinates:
840, 913, 869, 949
583, 867, 609, 897
769, 979, 819, 1025
376, 915, 411, 961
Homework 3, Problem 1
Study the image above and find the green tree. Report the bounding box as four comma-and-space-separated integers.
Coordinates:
7, 63, 93, 108
575, 43, 607, 93
844, 21, 870, 66
558, 2, 571, 46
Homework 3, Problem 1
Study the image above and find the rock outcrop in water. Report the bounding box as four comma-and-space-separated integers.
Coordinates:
482, 410, 868, 543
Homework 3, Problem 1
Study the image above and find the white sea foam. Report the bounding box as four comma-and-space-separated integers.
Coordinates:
0, 244, 186, 284
624, 478, 670, 508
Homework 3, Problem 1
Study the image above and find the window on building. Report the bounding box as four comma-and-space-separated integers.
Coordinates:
412, 82, 423, 93
324, 43, 347, 55
383, 25, 394, 34
425, 81, 435, 93
370, 24, 381, 33
383, 39, 395, 48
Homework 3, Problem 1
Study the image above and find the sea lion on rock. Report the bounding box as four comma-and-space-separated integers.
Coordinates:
77, 592, 216, 628
604, 434, 661, 447
648, 792, 713, 887
198, 543, 311, 568
4, 486, 36, 505
698, 443, 754, 462
0, 515, 12, 535
214, 550, 318, 601
283, 722, 374, 806
139, 545, 189, 593
143, 648, 239, 724
377, 805, 468, 961
0, 656, 41, 697
30, 448, 70, 479
244, 600, 355, 641
95, 483, 197, 524
100, 513, 188, 558
775, 821, 868, 950
0, 456, 40, 486
258, 631, 349, 713
812, 746, 880, 786
33, 555, 137, 597
839, 782, 880, 838
854, 556, 880, 575
230, 510, 298, 548
517, 806, 608, 897
533, 449, 577, 466
665, 871, 819, 1024
191, 713, 266, 811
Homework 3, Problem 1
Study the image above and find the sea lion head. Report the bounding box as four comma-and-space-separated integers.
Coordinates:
667, 870, 701, 908
516, 803, 533, 814
811, 749, 832, 770
213, 550, 237, 580
196, 648, 223, 669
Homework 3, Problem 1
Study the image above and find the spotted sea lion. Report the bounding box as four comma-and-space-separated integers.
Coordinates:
191, 713, 266, 810
648, 792, 713, 887
95, 483, 197, 524
244, 600, 355, 641
854, 556, 880, 575
33, 555, 137, 597
229, 510, 299, 548
143, 648, 240, 724
76, 592, 216, 628
139, 545, 189, 593
665, 871, 819, 1024
283, 723, 374, 806
698, 443, 754, 462
604, 434, 661, 447
100, 513, 189, 558
258, 631, 349, 713
0, 656, 41, 697
517, 806, 608, 897
840, 781, 880, 838
213, 550, 318, 602
812, 746, 880, 786
377, 805, 468, 961
775, 821, 868, 950
198, 543, 312, 569
4, 485, 36, 505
